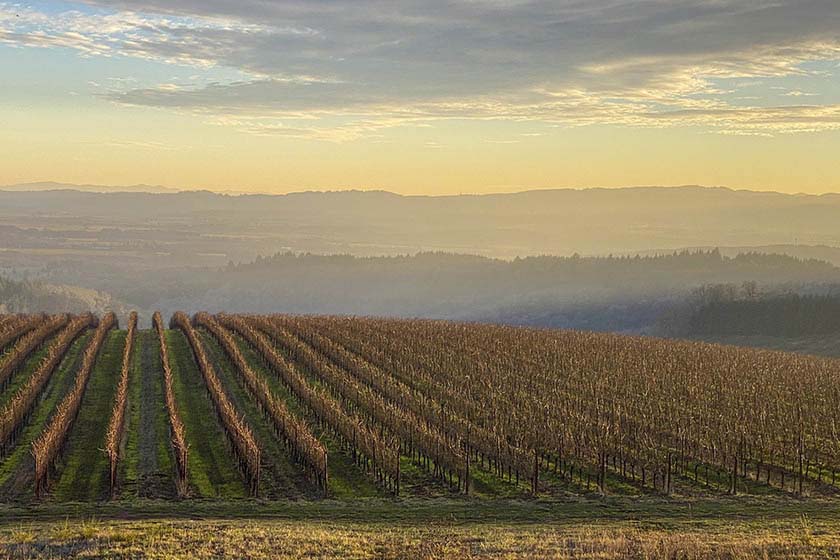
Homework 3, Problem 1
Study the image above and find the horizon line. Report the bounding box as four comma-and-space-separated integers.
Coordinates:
3, 182, 840, 198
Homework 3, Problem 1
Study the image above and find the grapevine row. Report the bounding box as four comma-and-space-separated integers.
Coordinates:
0, 314, 45, 352
275, 315, 535, 492
354, 319, 673, 491
32, 312, 116, 496
351, 318, 688, 492
153, 312, 189, 497
0, 314, 94, 455
196, 313, 328, 491
318, 316, 609, 490
245, 315, 467, 490
104, 311, 137, 496
171, 312, 261, 496
0, 315, 68, 391
217, 314, 401, 494
359, 317, 840, 495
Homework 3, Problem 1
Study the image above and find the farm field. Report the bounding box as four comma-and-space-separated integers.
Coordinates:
1, 311, 840, 557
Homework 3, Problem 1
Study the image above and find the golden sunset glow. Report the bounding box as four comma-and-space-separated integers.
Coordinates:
2, 1, 840, 194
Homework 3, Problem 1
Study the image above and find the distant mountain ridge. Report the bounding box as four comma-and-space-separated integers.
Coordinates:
2, 182, 837, 198
3, 185, 840, 258
1, 181, 182, 194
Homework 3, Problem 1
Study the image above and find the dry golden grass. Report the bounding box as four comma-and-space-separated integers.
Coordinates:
2, 516, 840, 559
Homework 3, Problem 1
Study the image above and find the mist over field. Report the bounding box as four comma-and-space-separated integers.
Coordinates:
3, 185, 840, 336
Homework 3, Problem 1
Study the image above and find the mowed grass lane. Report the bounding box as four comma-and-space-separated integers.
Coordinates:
231, 332, 383, 499
198, 330, 313, 499
166, 330, 245, 498
121, 330, 175, 499
0, 334, 91, 501
52, 330, 125, 501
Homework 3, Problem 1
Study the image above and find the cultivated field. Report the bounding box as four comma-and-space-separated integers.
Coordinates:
1, 311, 839, 557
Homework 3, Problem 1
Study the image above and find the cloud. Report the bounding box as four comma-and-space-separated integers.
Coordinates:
782, 90, 818, 97
2, 0, 840, 138
644, 104, 840, 134
0, 3, 308, 71
96, 139, 189, 151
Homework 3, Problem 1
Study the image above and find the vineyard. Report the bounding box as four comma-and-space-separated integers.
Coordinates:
0, 311, 839, 502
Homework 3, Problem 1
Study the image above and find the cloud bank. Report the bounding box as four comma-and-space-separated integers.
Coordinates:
2, 0, 839, 139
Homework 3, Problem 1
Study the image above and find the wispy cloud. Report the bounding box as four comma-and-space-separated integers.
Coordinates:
2, 0, 840, 139
782, 90, 818, 97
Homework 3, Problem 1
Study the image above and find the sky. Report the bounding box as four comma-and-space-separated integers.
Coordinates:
1, 0, 840, 195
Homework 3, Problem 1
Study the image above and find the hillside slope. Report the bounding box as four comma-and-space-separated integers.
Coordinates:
2, 312, 839, 504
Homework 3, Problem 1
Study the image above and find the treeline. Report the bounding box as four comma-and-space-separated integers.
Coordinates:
684, 289, 840, 336
161, 250, 840, 333
9, 249, 840, 334
234, 249, 834, 279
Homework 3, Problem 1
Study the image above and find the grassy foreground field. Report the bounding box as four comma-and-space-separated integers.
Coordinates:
2, 497, 840, 559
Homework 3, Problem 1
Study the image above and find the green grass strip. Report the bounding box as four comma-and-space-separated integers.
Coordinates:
52, 331, 126, 501
166, 330, 245, 499
122, 330, 176, 500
